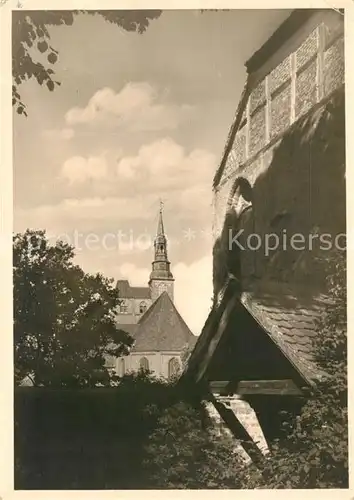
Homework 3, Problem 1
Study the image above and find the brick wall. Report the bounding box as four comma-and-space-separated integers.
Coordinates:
295, 58, 317, 118
212, 11, 345, 298
217, 11, 344, 188
271, 83, 291, 138
213, 87, 345, 296
324, 36, 344, 96
249, 106, 266, 157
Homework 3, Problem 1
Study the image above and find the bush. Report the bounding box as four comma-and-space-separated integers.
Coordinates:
240, 251, 348, 489
143, 401, 247, 488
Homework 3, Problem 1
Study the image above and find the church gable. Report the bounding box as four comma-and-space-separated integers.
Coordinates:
132, 292, 195, 352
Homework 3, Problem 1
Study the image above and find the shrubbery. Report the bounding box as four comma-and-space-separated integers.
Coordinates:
15, 235, 347, 489
144, 252, 347, 489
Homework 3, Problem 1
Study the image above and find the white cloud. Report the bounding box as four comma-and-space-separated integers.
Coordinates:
65, 82, 193, 131
173, 254, 213, 334
16, 138, 215, 241
116, 138, 216, 223
14, 195, 159, 236
118, 263, 150, 285
117, 137, 216, 190
61, 156, 108, 184
42, 128, 75, 140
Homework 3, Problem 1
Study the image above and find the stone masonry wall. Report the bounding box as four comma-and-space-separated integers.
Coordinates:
213, 11, 345, 297
214, 11, 344, 238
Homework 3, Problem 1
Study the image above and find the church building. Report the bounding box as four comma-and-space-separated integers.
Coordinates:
109, 205, 196, 379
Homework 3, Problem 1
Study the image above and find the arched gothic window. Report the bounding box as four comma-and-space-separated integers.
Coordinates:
140, 357, 149, 372
139, 301, 147, 314
168, 357, 180, 379
216, 176, 255, 289
227, 177, 253, 216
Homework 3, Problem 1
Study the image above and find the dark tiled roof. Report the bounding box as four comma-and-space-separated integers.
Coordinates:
183, 277, 328, 388
240, 281, 329, 384
116, 280, 150, 299
132, 292, 196, 352
116, 324, 138, 337
130, 287, 151, 299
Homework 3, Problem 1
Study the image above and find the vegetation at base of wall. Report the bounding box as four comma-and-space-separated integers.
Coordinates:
141, 251, 348, 489
238, 251, 348, 489
142, 402, 247, 489
15, 373, 240, 489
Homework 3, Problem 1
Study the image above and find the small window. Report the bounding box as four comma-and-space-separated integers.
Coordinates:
119, 300, 128, 313
140, 357, 149, 372
139, 301, 147, 314
119, 358, 125, 377
168, 357, 180, 379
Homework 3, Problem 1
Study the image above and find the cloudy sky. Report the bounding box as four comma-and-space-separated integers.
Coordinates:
13, 9, 291, 333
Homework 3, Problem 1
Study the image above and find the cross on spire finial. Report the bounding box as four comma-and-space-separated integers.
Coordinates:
159, 198, 164, 213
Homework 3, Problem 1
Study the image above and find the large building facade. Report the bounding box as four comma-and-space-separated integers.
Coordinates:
184, 9, 345, 460
109, 207, 196, 379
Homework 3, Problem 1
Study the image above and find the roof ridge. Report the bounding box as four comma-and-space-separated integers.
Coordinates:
132, 292, 195, 352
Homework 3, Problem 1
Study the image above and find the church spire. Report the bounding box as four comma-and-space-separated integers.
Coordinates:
149, 201, 174, 302
157, 200, 165, 236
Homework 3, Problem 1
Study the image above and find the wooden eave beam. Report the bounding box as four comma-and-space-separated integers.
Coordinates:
209, 379, 305, 396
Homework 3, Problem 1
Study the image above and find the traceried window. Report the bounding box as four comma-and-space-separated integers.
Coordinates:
139, 301, 147, 314
139, 357, 149, 372
168, 357, 180, 379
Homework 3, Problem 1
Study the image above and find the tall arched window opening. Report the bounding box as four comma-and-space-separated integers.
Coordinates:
119, 358, 125, 377
140, 357, 149, 372
139, 301, 147, 314
168, 357, 180, 379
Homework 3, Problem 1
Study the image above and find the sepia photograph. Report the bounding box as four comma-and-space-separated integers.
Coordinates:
8, 5, 347, 491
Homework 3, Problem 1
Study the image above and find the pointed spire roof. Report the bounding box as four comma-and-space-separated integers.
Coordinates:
157, 201, 165, 236
132, 292, 196, 352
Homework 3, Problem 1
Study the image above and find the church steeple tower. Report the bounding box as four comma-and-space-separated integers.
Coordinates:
149, 201, 174, 302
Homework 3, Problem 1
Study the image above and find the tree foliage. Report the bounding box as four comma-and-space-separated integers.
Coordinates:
13, 229, 132, 387
12, 10, 162, 115
143, 400, 247, 489
241, 251, 348, 488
